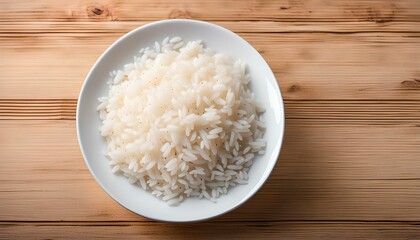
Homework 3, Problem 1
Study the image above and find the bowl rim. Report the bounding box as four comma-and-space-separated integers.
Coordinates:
76, 19, 285, 222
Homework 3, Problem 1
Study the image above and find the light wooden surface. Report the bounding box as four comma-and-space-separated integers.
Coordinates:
1, 0, 419, 239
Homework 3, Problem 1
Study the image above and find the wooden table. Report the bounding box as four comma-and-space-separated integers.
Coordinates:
1, 0, 420, 239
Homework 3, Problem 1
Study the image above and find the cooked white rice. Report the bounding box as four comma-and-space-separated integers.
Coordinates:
98, 37, 266, 206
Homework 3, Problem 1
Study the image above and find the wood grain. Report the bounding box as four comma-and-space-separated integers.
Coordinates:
0, 99, 77, 120
1, 30, 420, 99
3, 21, 420, 33
2, 100, 420, 124
1, 0, 419, 22
1, 120, 419, 222
1, 222, 420, 239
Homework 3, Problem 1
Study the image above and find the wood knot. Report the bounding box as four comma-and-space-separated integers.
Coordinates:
287, 84, 302, 93
345, 4, 397, 24
168, 9, 192, 19
92, 7, 104, 15
401, 79, 420, 89
87, 4, 113, 19
366, 7, 394, 23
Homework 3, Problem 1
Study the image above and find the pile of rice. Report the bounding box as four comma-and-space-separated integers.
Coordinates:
98, 37, 266, 206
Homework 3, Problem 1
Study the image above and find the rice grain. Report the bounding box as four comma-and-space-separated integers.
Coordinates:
98, 37, 266, 205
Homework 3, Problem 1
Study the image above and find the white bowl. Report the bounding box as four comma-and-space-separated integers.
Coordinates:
77, 19, 285, 222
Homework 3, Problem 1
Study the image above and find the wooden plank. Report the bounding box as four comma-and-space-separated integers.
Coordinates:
1, 221, 420, 239
1, 100, 420, 124
0, 99, 77, 120
0, 120, 419, 221
3, 21, 420, 34
1, 31, 420, 100
1, 176, 419, 221
1, 0, 420, 22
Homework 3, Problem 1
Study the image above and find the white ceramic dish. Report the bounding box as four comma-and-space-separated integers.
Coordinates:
77, 19, 285, 222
